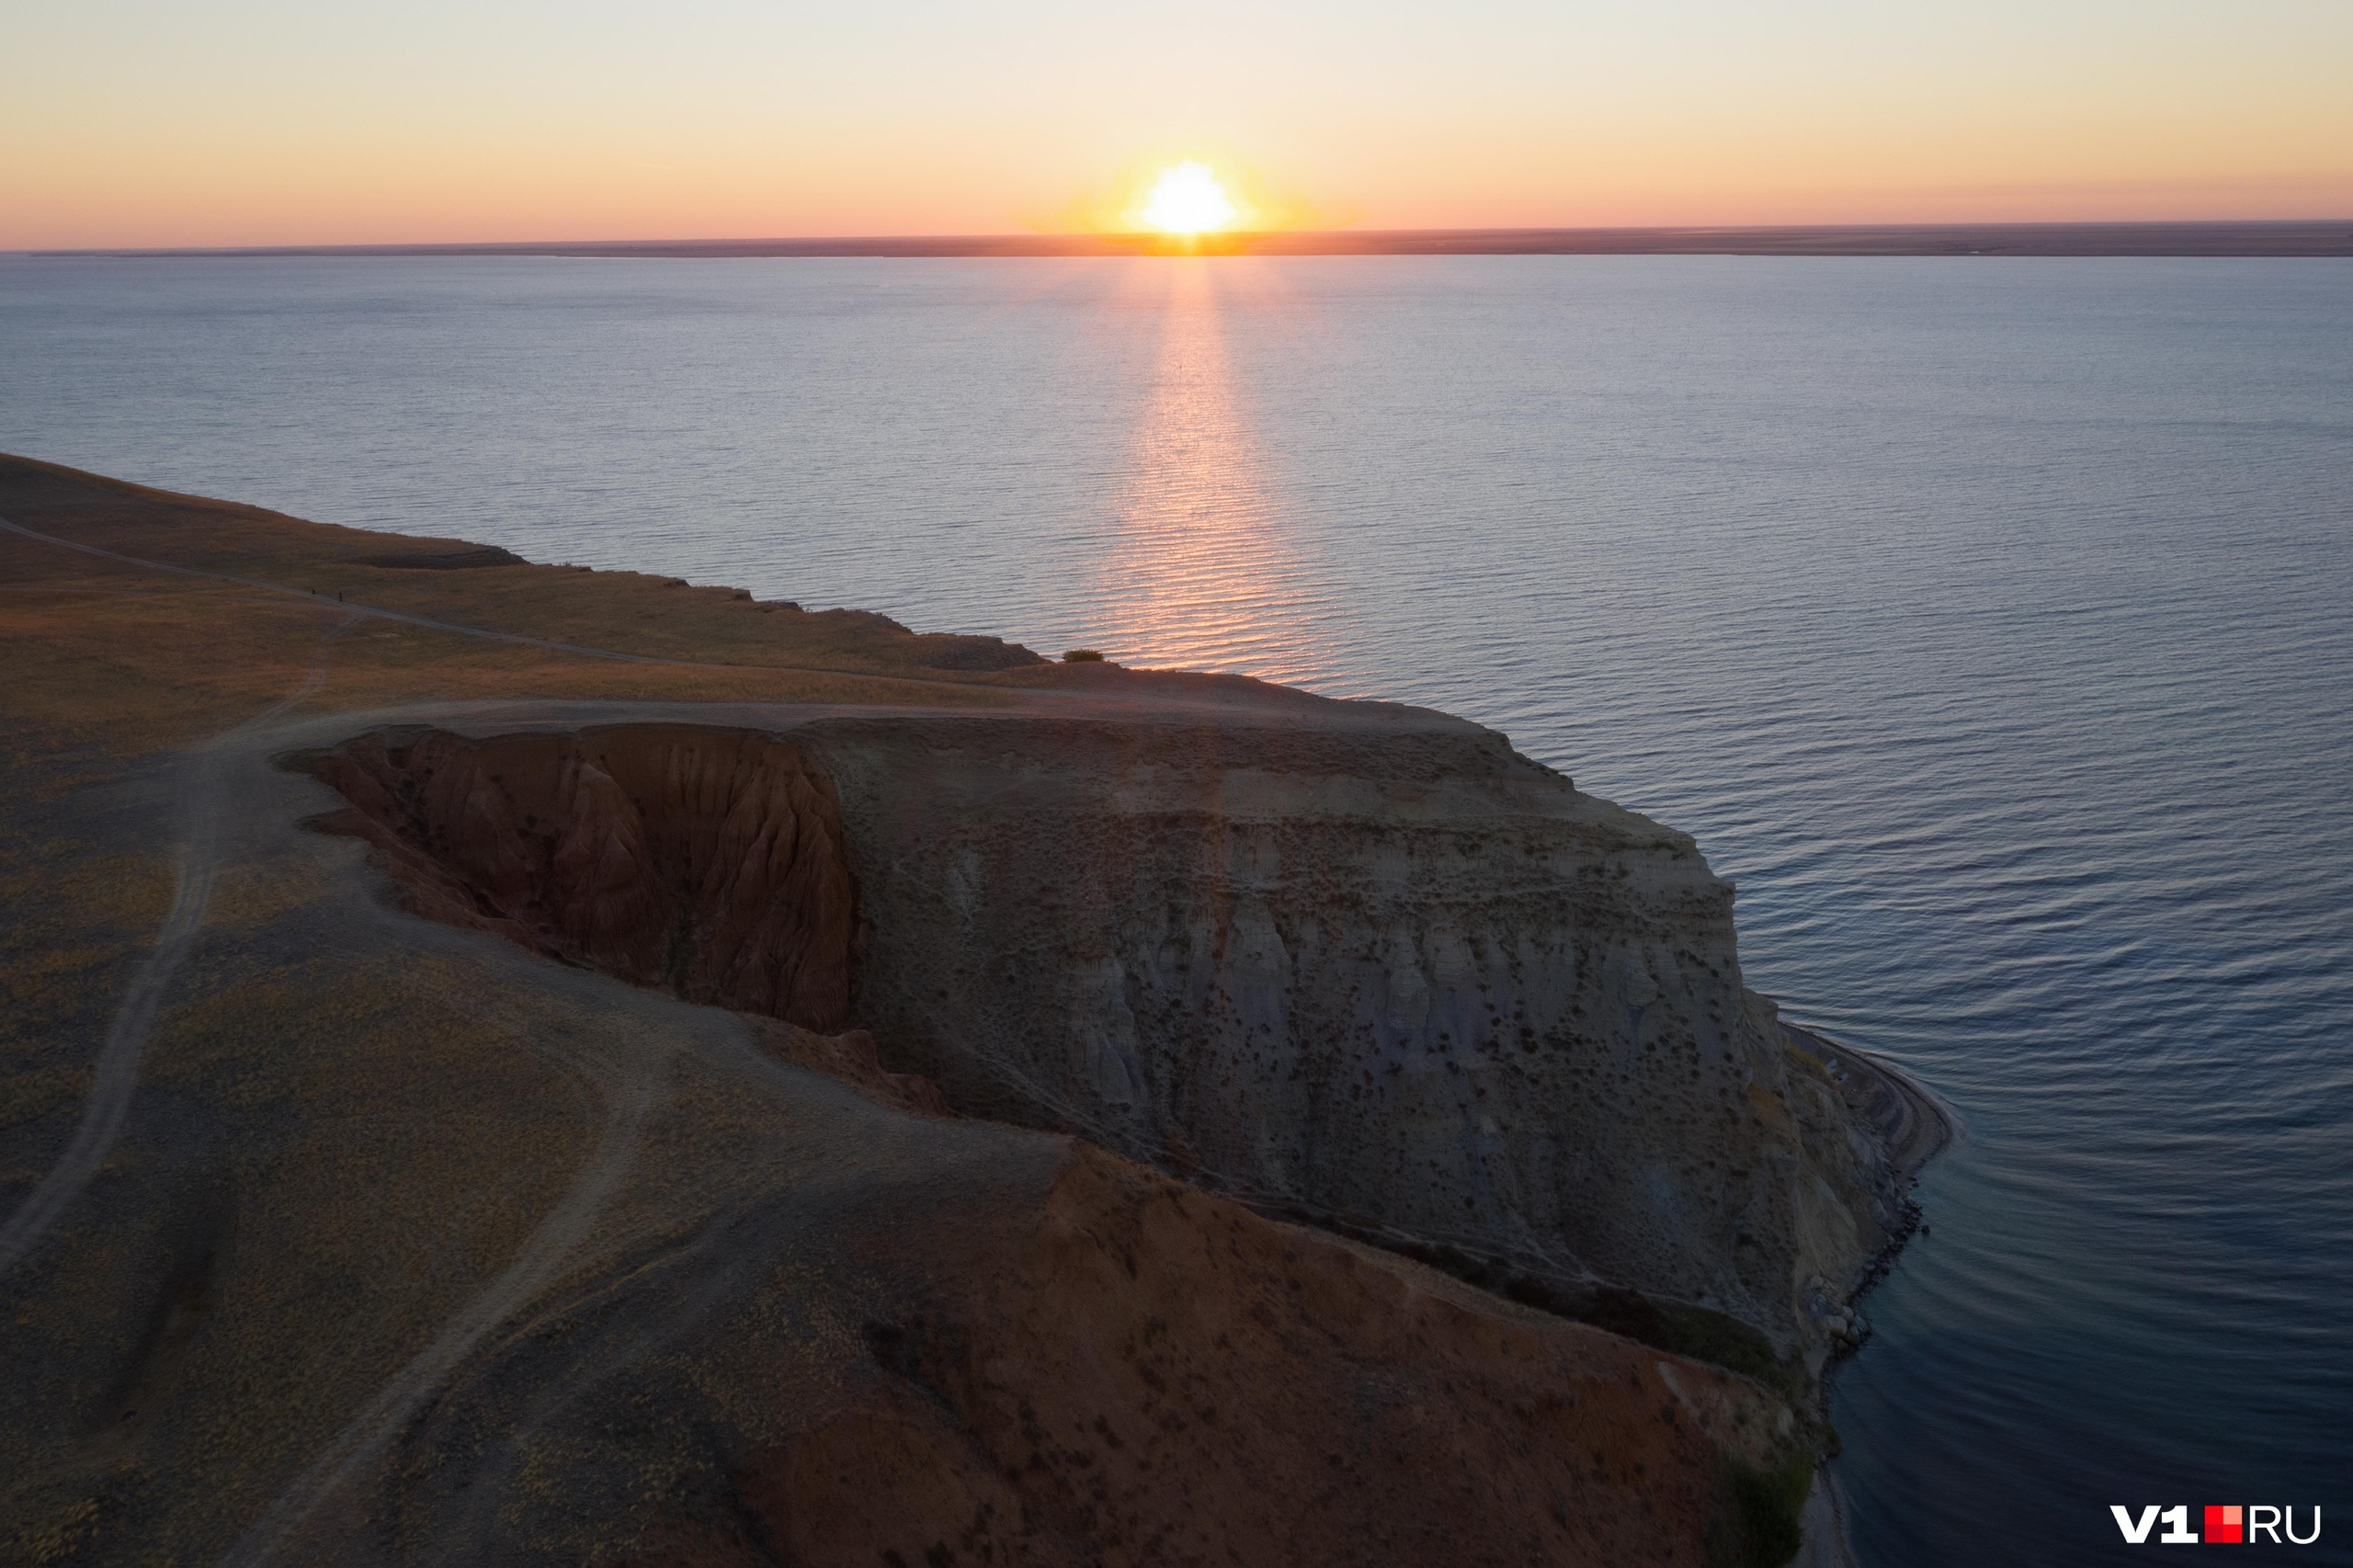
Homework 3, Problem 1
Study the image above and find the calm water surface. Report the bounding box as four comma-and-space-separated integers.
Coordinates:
5, 254, 2350, 1563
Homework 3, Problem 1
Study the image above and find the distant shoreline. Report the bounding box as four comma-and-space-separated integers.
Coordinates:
20, 219, 2353, 260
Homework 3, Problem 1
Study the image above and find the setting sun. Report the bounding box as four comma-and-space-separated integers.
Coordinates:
1139, 163, 1239, 235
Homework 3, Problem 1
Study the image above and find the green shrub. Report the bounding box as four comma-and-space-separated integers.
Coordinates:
1711, 1450, 1814, 1568
1575, 1286, 1802, 1401
1062, 648, 1106, 663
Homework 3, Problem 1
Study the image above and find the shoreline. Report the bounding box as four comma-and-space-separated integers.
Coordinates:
1786, 1021, 1957, 1186
1784, 1023, 1958, 1568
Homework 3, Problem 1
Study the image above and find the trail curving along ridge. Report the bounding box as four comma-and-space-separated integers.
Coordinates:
0, 611, 358, 1279
212, 1033, 666, 1568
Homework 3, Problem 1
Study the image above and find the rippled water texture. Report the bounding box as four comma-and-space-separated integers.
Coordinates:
6, 254, 2350, 1563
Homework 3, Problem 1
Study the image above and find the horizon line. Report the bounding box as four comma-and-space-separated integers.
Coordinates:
17, 219, 2353, 261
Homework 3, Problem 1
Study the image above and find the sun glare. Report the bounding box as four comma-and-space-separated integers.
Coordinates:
1139, 163, 1239, 235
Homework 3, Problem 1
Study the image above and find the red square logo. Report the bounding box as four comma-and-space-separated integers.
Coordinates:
2206, 1505, 2243, 1543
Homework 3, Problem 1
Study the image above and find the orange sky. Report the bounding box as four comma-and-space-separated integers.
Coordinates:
6, 0, 2349, 248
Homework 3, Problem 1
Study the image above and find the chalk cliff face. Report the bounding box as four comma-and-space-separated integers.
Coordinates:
301, 707, 1893, 1362
813, 710, 1893, 1362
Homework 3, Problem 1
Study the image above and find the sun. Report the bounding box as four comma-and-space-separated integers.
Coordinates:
1139, 163, 1239, 236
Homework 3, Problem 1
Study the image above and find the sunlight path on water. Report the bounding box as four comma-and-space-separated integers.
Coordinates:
1086, 262, 1349, 687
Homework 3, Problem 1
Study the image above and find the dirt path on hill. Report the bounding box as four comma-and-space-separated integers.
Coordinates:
214, 1030, 670, 1568
0, 609, 358, 1279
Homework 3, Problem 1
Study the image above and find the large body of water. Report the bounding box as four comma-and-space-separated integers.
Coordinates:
5, 254, 2349, 1563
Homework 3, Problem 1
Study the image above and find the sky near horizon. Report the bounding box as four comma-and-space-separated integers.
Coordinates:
6, 0, 2350, 249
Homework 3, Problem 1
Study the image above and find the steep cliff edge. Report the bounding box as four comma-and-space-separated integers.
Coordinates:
823, 709, 1907, 1372
297, 710, 1906, 1373
297, 725, 862, 1028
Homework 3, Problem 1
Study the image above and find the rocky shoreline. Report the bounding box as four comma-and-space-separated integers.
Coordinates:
1789, 1025, 1954, 1187
1781, 1024, 1956, 1568
1786, 1024, 1953, 1350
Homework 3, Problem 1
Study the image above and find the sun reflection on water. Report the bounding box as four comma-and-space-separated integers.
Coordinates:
1089, 262, 1343, 686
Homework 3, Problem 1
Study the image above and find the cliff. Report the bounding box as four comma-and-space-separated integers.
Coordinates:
0, 452, 1931, 1566
295, 711, 1904, 1376
824, 710, 1907, 1368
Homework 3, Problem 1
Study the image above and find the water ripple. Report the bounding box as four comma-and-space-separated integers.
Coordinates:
4, 252, 2349, 1566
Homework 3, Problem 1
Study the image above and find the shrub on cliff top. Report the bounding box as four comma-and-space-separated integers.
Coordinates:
1711, 1449, 1814, 1568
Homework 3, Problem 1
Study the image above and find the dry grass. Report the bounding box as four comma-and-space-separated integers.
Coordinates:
0, 454, 1039, 761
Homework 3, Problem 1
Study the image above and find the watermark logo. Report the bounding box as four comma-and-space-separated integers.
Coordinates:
2111, 1505, 2322, 1545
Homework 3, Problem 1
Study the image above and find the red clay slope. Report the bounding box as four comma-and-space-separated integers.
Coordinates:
299, 725, 861, 1030
652, 1146, 1802, 1568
